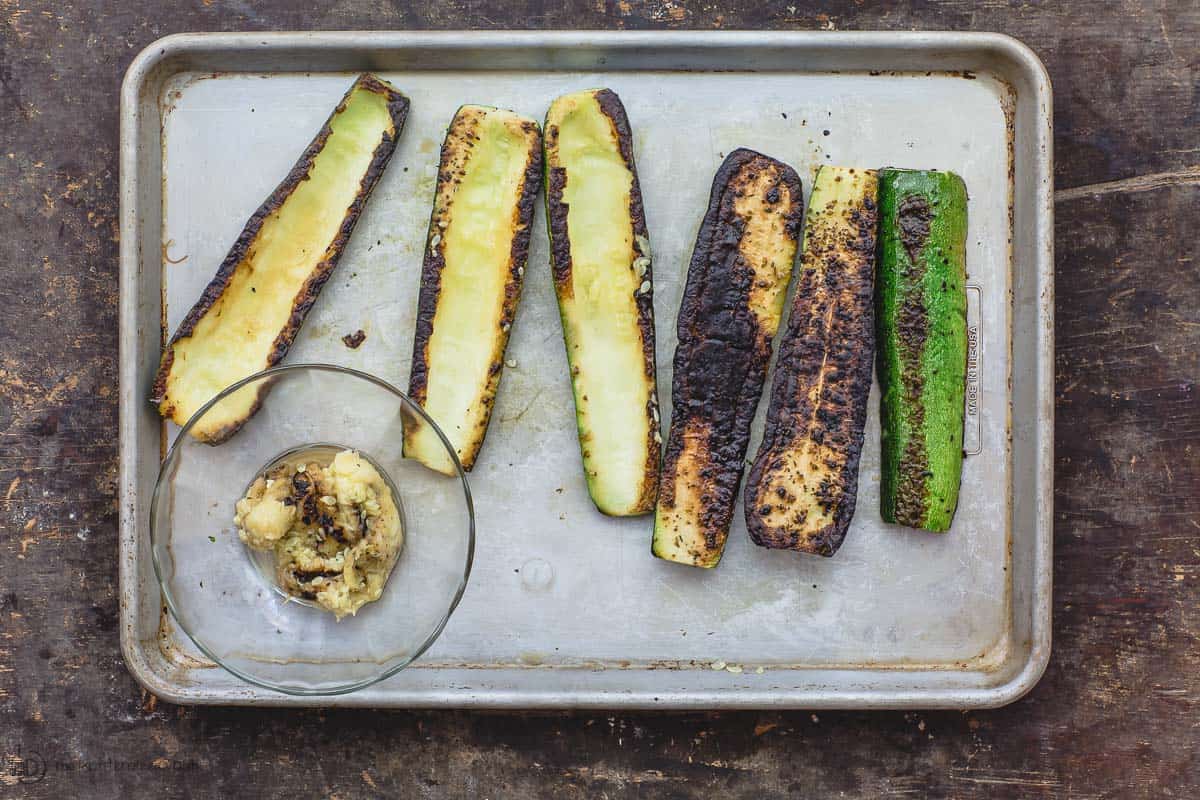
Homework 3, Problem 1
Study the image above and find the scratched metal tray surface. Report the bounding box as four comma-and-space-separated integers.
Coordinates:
118, 31, 1053, 709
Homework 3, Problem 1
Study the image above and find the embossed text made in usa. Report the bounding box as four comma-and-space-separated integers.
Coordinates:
963, 285, 983, 456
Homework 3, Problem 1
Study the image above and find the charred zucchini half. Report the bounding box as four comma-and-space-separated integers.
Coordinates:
876, 168, 968, 532
404, 105, 543, 475
152, 74, 409, 443
744, 166, 878, 557
653, 149, 803, 568
544, 89, 660, 516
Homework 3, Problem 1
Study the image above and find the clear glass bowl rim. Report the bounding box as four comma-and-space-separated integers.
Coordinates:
149, 362, 476, 696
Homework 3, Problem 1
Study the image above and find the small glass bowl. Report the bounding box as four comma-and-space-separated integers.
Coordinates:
150, 364, 474, 695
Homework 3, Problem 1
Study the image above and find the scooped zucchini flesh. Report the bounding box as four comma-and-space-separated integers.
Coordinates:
744, 166, 878, 556
876, 168, 968, 532
653, 149, 803, 568
404, 105, 543, 475
544, 89, 660, 516
152, 74, 410, 443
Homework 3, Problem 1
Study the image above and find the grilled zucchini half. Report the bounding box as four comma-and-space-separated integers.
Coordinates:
544, 89, 660, 516
152, 74, 409, 443
653, 149, 803, 568
404, 105, 543, 474
876, 168, 968, 532
744, 166, 878, 557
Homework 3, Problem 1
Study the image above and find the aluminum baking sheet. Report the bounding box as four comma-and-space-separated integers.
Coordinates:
119, 31, 1053, 708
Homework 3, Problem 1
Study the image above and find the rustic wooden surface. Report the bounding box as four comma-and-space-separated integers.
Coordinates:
2, 1, 1197, 797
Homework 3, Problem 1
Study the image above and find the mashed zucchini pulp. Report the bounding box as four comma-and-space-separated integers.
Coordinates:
234, 449, 403, 619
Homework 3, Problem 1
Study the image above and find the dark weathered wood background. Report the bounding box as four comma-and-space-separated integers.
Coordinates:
1, 1, 1197, 797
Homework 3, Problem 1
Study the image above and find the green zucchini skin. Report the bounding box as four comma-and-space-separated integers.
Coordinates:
876, 169, 968, 532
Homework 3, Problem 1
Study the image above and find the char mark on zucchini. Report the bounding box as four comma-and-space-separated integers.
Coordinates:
744, 166, 878, 557
653, 148, 803, 568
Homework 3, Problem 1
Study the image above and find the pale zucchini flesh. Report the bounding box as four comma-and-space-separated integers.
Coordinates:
405, 105, 543, 474
744, 166, 878, 557
545, 89, 659, 516
152, 75, 409, 442
653, 149, 803, 568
